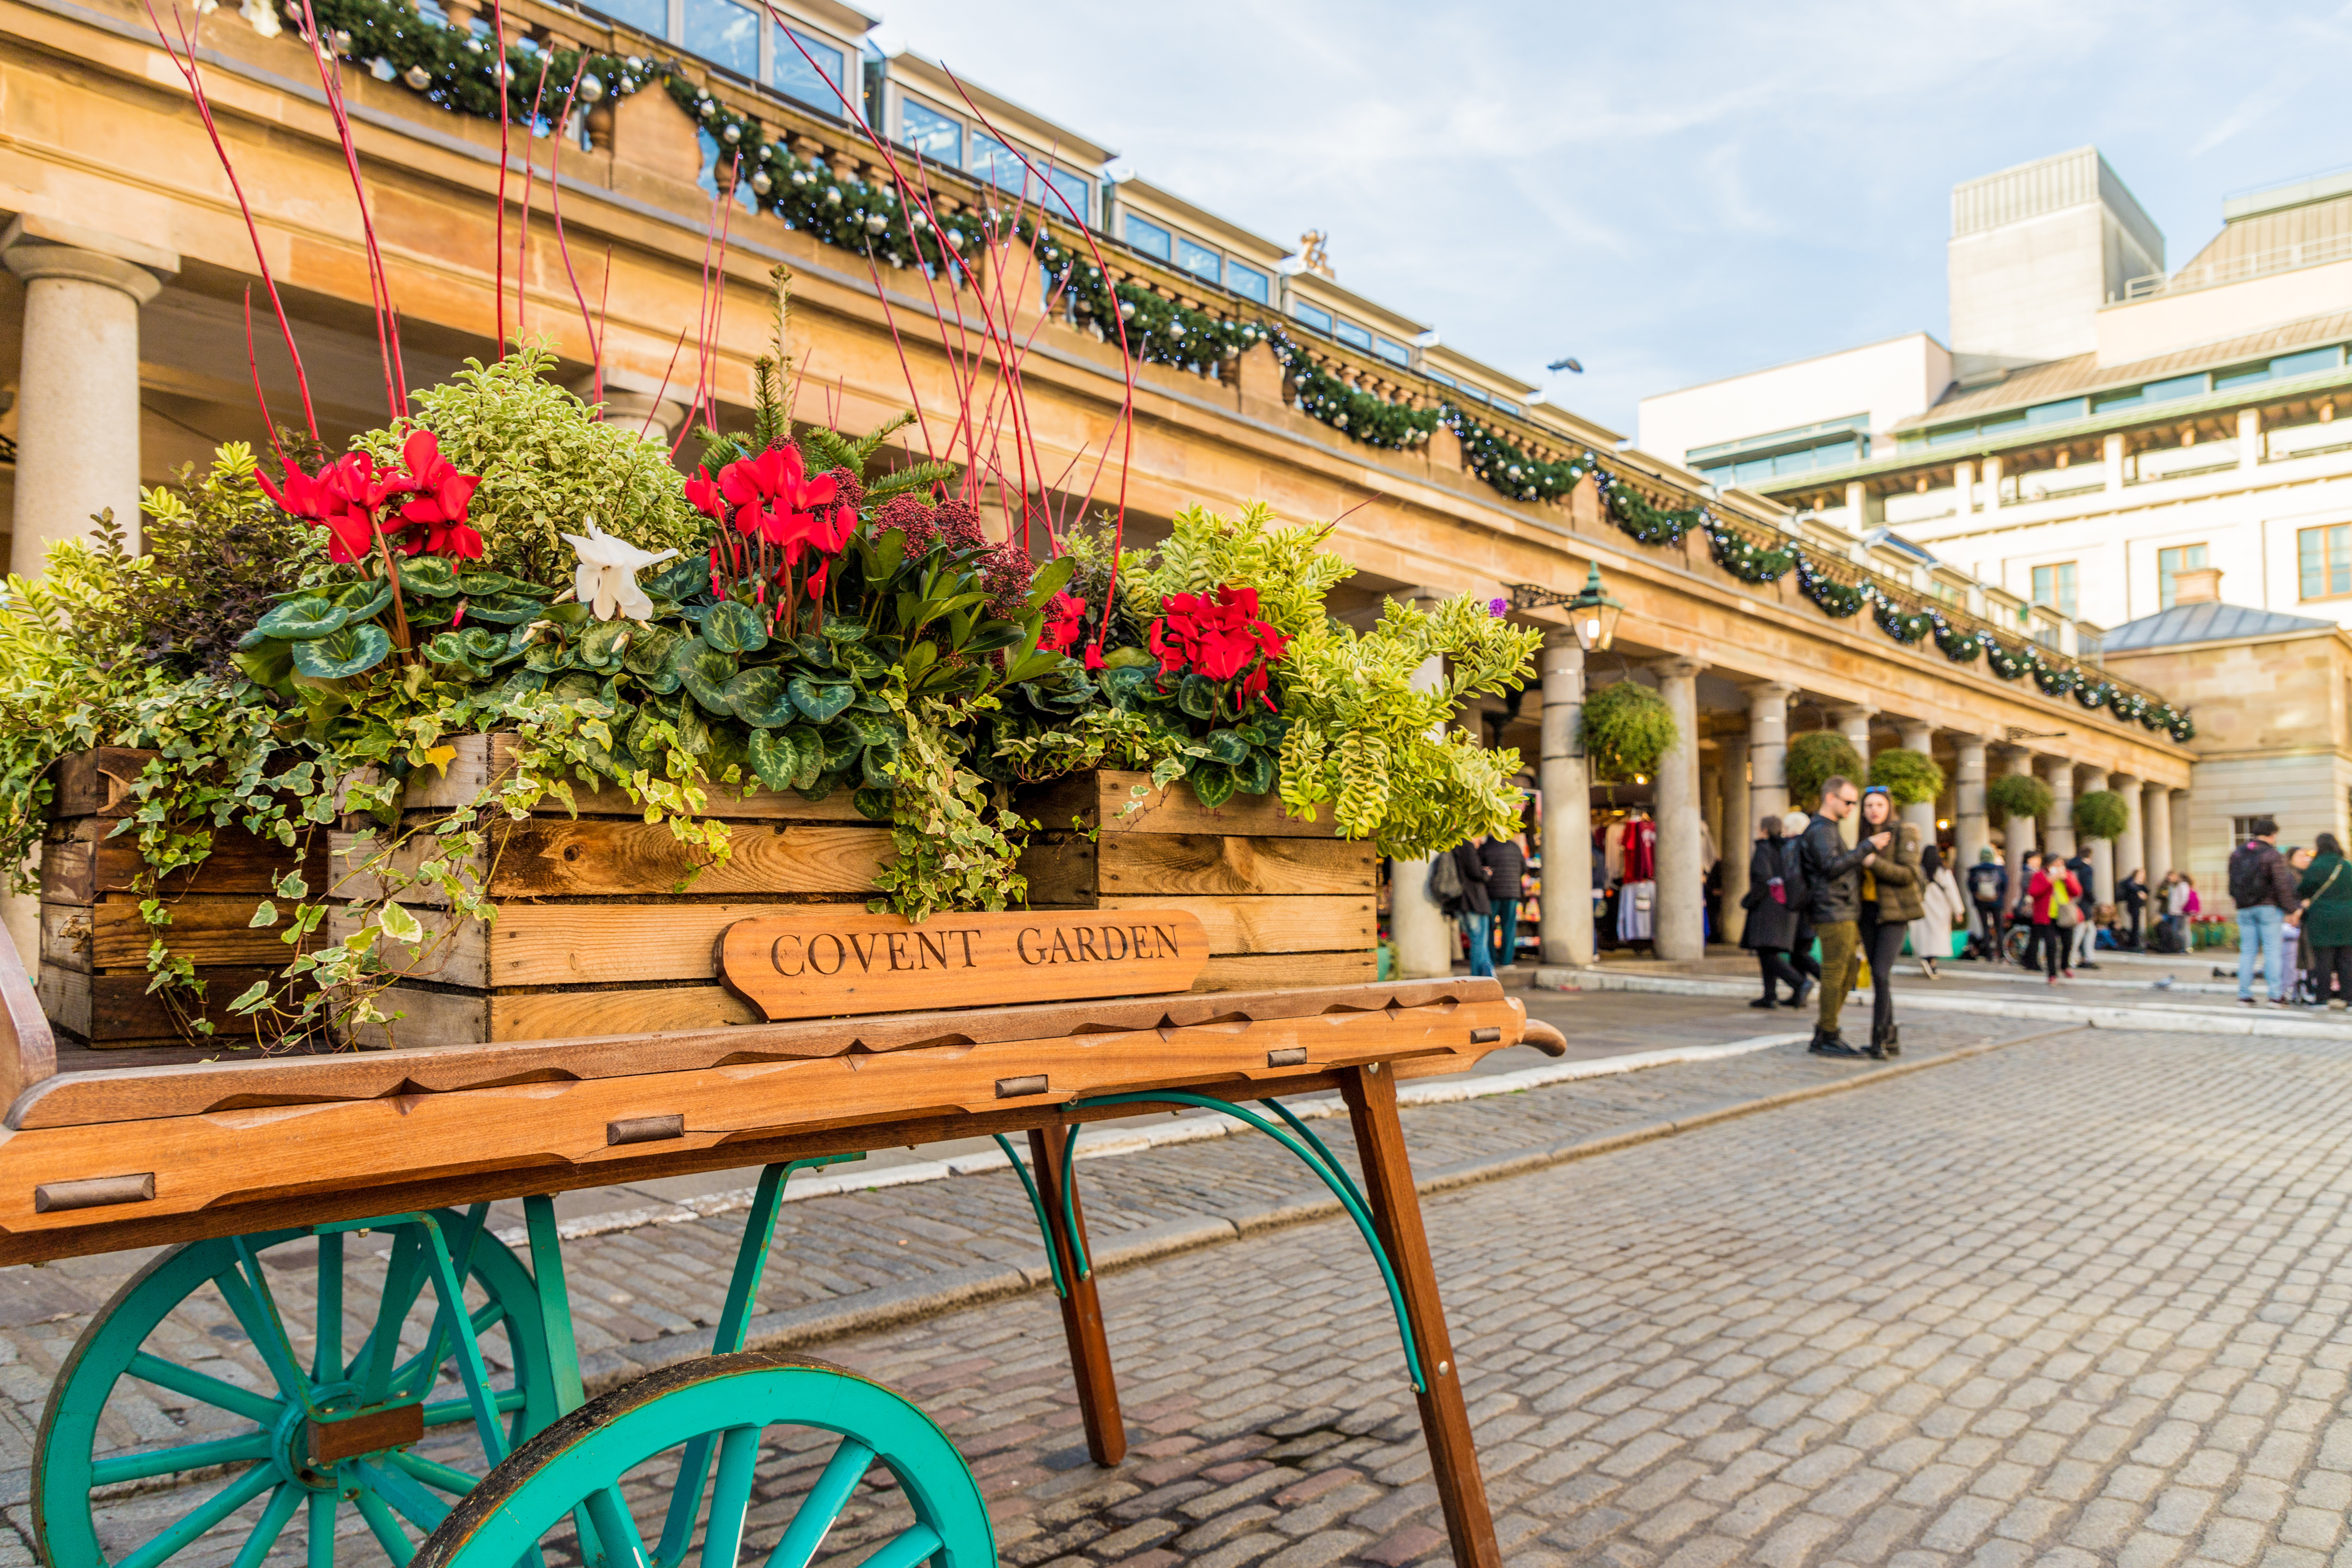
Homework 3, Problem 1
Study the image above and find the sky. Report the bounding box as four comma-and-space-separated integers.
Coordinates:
866, 0, 2352, 444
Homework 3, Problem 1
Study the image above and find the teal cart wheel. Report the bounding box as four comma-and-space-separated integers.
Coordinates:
35, 1210, 557, 1568
413, 1351, 993, 1568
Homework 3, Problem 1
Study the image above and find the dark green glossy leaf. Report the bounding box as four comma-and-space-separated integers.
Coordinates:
499, 669, 548, 701
669, 638, 739, 715
545, 601, 593, 626
524, 636, 572, 673
794, 776, 834, 804
1103, 645, 1155, 670
852, 785, 894, 821
851, 689, 891, 713
395, 557, 462, 597
644, 556, 710, 603
724, 666, 799, 728
1233, 748, 1276, 796
788, 675, 855, 724
867, 530, 907, 582
622, 624, 684, 677
822, 615, 868, 642
747, 727, 801, 792
463, 594, 545, 626
291, 622, 393, 680
860, 745, 899, 788
1189, 764, 1239, 810
255, 597, 349, 641
1002, 650, 1064, 684
330, 578, 397, 620
1203, 729, 1251, 766
672, 700, 712, 756
964, 620, 1024, 654
460, 626, 513, 666
701, 598, 771, 654
784, 725, 826, 790
231, 642, 294, 691
1177, 673, 1217, 720
548, 671, 602, 704
453, 570, 520, 596
425, 630, 490, 678
794, 634, 836, 669
1026, 556, 1077, 606
577, 618, 632, 670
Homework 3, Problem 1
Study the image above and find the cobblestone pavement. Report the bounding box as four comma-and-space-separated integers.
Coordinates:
4, 1004, 2247, 1568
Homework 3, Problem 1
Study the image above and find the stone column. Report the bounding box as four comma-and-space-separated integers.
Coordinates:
2102, 432, 2126, 493
1832, 703, 1877, 845
2, 217, 179, 575
1746, 682, 1794, 828
2078, 768, 2114, 908
1537, 630, 1592, 970
1983, 454, 2004, 509
1652, 659, 1708, 962
1718, 733, 1752, 942
1954, 458, 1977, 514
2144, 779, 2174, 883
573, 368, 687, 449
1952, 734, 1991, 877
2112, 772, 2144, 938
2001, 748, 2039, 911
2042, 758, 2078, 860
1390, 598, 1453, 978
1894, 719, 1938, 840
2239, 408, 2262, 471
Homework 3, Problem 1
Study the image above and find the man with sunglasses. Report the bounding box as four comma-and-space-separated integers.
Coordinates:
1795, 775, 1895, 1057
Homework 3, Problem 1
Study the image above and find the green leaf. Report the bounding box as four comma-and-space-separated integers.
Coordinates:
524, 636, 572, 673
577, 618, 632, 670
1026, 556, 1077, 606
1203, 729, 1251, 766
724, 666, 800, 728
747, 727, 800, 791
425, 630, 491, 679
292, 622, 394, 679
822, 615, 869, 642
670, 638, 740, 715
860, 745, 899, 788
622, 623, 684, 677
867, 529, 907, 582
701, 599, 771, 654
963, 620, 1024, 654
255, 597, 350, 641
1177, 673, 1217, 720
227, 980, 270, 1013
1233, 748, 1276, 795
461, 593, 545, 625
645, 556, 710, 602
274, 870, 310, 899
788, 675, 855, 724
794, 634, 836, 669
454, 570, 522, 596
232, 641, 296, 692
396, 556, 462, 597
852, 785, 894, 821
902, 641, 939, 681
378, 902, 424, 943
329, 578, 397, 620
784, 725, 826, 789
545, 601, 594, 626
1190, 764, 1239, 809
1002, 649, 1064, 684
672, 699, 713, 756
460, 626, 513, 665
248, 899, 280, 928
548, 671, 602, 703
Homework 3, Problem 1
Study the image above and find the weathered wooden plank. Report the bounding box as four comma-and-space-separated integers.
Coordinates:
1194, 951, 1377, 991
46, 748, 152, 818
37, 905, 93, 975
1025, 834, 1375, 901
400, 732, 870, 821
326, 905, 490, 989
1020, 771, 1337, 839
490, 984, 757, 1043
349, 986, 493, 1051
335, 820, 892, 902
717, 910, 1209, 1021
40, 819, 327, 904
1094, 894, 1372, 955
8, 979, 1514, 1130
36, 965, 281, 1043
61, 895, 316, 970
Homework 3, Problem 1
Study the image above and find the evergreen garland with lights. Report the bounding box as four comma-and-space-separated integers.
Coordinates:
1984, 641, 2033, 681
1447, 412, 1588, 502
1793, 552, 1865, 618
1703, 518, 1797, 582
1931, 613, 1985, 664
1871, 593, 1933, 644
1265, 332, 1441, 449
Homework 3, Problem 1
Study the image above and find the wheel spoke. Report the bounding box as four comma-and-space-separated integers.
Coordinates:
307, 1486, 336, 1568
230, 1484, 305, 1568
212, 1258, 311, 1405
128, 1352, 284, 1427
422, 1387, 527, 1427
654, 1432, 719, 1568
698, 1425, 763, 1568
92, 1430, 274, 1487
313, 1232, 344, 1385
349, 1466, 421, 1566
354, 1458, 453, 1534
114, 1463, 278, 1568
850, 1524, 941, 1568
387, 1448, 480, 1496
391, 1300, 507, 1402
761, 1439, 873, 1568
586, 1484, 654, 1568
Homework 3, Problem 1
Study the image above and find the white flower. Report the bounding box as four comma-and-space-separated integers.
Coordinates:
562, 519, 679, 622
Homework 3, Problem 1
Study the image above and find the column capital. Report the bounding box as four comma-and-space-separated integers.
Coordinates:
1894, 717, 1935, 744
1540, 625, 1587, 655
1741, 679, 1797, 705
1829, 700, 1879, 720
1652, 657, 1708, 680
1945, 731, 1993, 748
0, 215, 176, 304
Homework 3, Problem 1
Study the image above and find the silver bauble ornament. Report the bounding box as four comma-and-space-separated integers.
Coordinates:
403, 63, 432, 89
749, 169, 772, 195
577, 72, 603, 103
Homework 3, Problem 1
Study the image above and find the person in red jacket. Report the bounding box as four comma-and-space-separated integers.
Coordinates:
2026, 851, 2083, 984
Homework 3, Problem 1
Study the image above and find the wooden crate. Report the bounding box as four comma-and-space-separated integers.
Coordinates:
36, 750, 329, 1049
1014, 770, 1376, 992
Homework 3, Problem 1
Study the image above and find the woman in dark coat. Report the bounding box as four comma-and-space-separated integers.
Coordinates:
2296, 831, 2352, 1008
1740, 816, 1811, 1010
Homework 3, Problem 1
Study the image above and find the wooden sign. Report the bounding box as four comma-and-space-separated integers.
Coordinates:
715, 908, 1209, 1021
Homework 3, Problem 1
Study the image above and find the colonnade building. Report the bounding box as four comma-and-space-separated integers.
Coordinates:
0, 0, 2196, 982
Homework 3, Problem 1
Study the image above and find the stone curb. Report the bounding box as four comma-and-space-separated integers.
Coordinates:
1535, 967, 2352, 1039
580, 1023, 2074, 1395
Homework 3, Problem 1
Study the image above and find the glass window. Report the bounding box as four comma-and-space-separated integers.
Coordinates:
1374, 337, 1411, 367
772, 25, 843, 111
2025, 398, 2087, 426
1979, 409, 2027, 436
1125, 213, 1172, 261
598, 0, 664, 34
1422, 369, 1456, 389
1291, 300, 1333, 334
1459, 385, 1489, 405
2273, 345, 2343, 380
1335, 320, 1374, 352
2143, 372, 2208, 404
1226, 261, 1269, 303
1492, 398, 1521, 415
899, 100, 961, 166
1042, 166, 1089, 224
1176, 238, 1222, 285
2031, 562, 2079, 619
2300, 524, 2352, 599
1733, 455, 1776, 486
2158, 543, 2209, 609
2213, 360, 2273, 391
683, 0, 757, 77
967, 132, 1026, 192
1926, 422, 1978, 447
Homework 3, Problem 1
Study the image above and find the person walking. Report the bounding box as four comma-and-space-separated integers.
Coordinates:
1779, 812, 1823, 1004
2118, 867, 2148, 951
2026, 850, 2082, 983
1445, 837, 1494, 978
1739, 817, 1812, 1010
1914, 841, 1964, 979
1478, 830, 1528, 972
1854, 786, 1922, 1057
2161, 871, 2199, 952
2281, 845, 2315, 1003
2229, 819, 2300, 1007
2066, 846, 2100, 970
1965, 847, 2009, 963
2298, 832, 2352, 1009
1796, 777, 1892, 1058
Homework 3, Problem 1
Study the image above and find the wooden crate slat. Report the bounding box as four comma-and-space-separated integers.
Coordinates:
402, 732, 872, 821
1023, 834, 1375, 902
1092, 894, 1372, 955
1021, 771, 1337, 839
41, 819, 329, 904
334, 820, 893, 902
1196, 951, 1378, 991
36, 965, 281, 1043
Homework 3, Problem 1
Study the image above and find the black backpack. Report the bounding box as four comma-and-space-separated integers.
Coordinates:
2228, 845, 2272, 908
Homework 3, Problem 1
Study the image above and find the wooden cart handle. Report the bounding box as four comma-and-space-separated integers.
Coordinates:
0, 909, 55, 1112
1521, 1019, 1568, 1058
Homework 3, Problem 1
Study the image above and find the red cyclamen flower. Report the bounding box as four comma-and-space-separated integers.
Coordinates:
1039, 591, 1089, 653
395, 430, 485, 559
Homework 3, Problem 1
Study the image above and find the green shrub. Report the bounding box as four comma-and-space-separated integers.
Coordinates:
1867, 747, 1945, 808
1580, 680, 1676, 783
1785, 731, 1864, 806
2074, 789, 2130, 841
1987, 773, 2054, 824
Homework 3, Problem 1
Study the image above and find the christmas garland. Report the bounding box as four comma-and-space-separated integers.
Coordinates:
288, 0, 2194, 745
